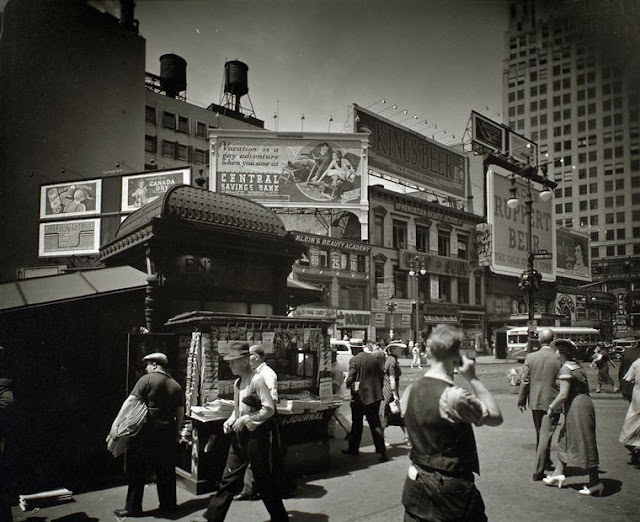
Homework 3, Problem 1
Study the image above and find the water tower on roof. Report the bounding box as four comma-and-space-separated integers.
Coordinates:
159, 54, 187, 99
219, 59, 256, 117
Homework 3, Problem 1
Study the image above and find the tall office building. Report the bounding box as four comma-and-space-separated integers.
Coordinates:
504, 0, 640, 333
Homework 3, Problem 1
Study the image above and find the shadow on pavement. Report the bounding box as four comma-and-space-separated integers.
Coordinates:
289, 483, 326, 499
51, 514, 99, 522
154, 497, 210, 520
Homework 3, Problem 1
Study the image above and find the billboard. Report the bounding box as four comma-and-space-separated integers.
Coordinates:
210, 130, 368, 208
353, 105, 466, 198
38, 218, 101, 257
486, 169, 555, 280
121, 167, 191, 212
40, 179, 101, 219
471, 111, 506, 154
556, 228, 591, 282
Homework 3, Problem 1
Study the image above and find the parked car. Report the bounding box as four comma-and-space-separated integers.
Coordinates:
612, 338, 638, 360
331, 339, 353, 375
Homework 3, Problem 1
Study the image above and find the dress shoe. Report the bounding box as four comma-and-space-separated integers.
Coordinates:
342, 448, 359, 456
114, 509, 142, 518
578, 483, 604, 496
378, 453, 390, 462
532, 472, 544, 481
542, 474, 566, 488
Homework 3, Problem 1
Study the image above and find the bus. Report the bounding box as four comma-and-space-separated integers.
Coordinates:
506, 326, 601, 362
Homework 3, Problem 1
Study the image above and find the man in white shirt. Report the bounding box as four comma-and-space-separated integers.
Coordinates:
201, 343, 287, 522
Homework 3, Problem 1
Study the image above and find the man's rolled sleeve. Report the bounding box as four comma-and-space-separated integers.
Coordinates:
439, 386, 488, 425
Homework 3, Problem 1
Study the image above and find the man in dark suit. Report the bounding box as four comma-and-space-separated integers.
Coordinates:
517, 329, 561, 480
344, 345, 388, 461
619, 340, 640, 402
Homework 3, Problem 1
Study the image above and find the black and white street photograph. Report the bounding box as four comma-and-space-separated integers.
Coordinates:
1, 1, 640, 521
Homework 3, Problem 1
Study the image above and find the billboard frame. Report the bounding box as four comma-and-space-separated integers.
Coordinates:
38, 218, 101, 257
40, 179, 102, 220
121, 167, 191, 212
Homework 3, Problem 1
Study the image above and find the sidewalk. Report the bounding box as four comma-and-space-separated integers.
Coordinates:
12, 390, 640, 522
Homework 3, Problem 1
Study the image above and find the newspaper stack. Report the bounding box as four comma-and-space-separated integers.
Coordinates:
19, 488, 73, 511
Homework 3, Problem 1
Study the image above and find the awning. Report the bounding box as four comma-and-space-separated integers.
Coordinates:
0, 266, 148, 312
286, 275, 324, 306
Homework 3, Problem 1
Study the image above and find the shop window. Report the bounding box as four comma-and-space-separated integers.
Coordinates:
392, 219, 407, 249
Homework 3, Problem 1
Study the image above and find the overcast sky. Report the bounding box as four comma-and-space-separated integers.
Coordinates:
136, 0, 508, 140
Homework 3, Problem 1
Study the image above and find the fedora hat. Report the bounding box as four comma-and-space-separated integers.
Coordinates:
223, 343, 250, 361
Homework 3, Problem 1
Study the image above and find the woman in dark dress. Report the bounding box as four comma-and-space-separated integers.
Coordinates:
379, 347, 407, 443
543, 339, 602, 496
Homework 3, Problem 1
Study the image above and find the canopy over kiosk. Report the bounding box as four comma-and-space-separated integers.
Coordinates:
100, 185, 312, 329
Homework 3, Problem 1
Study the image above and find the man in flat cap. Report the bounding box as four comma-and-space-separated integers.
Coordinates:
111, 352, 184, 518
201, 342, 287, 522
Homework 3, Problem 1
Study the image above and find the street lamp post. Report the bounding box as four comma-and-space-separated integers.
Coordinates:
507, 166, 555, 350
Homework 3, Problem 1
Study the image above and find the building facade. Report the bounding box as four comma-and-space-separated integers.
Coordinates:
368, 185, 485, 350
504, 0, 640, 335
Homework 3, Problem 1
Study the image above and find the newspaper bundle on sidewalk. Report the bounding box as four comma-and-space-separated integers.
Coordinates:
19, 488, 73, 511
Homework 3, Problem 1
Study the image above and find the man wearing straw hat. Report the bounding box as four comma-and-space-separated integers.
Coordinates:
202, 342, 287, 522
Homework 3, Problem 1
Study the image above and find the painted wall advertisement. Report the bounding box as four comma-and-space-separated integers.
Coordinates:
354, 105, 466, 198
211, 131, 368, 208
38, 218, 101, 257
40, 179, 101, 219
486, 169, 555, 280
556, 228, 591, 282
121, 167, 191, 212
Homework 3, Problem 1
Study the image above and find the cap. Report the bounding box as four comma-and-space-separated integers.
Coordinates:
143, 352, 168, 365
223, 343, 250, 361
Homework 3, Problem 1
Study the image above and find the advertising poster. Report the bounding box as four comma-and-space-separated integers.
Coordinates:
471, 110, 506, 154
212, 133, 367, 207
354, 105, 466, 198
486, 169, 555, 280
38, 218, 101, 257
556, 228, 591, 281
121, 167, 191, 212
40, 179, 101, 219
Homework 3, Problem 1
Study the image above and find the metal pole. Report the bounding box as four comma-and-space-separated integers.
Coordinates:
526, 184, 536, 349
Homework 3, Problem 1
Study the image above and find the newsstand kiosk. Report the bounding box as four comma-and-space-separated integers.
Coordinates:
99, 185, 342, 494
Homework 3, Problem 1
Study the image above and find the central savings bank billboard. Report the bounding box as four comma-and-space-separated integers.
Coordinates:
209, 130, 369, 211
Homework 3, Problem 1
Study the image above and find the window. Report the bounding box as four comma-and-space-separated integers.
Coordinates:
589, 182, 598, 193
606, 246, 615, 256
196, 121, 208, 139
617, 229, 626, 240
565, 202, 572, 213
374, 214, 385, 246
457, 234, 468, 260
145, 106, 156, 125
590, 199, 598, 209
564, 186, 572, 197
590, 215, 598, 226
162, 111, 176, 130
438, 230, 450, 257
458, 280, 469, 304
438, 276, 451, 302
392, 220, 407, 249
318, 249, 329, 267
374, 261, 385, 285
194, 148, 208, 164
618, 245, 626, 256
416, 225, 429, 253
176, 143, 188, 161
144, 135, 157, 153
393, 266, 408, 299
592, 247, 600, 259
579, 200, 588, 211
605, 230, 614, 240
177, 115, 189, 134
590, 231, 599, 241
162, 140, 176, 158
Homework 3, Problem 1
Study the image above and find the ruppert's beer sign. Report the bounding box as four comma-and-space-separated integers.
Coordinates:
353, 104, 466, 197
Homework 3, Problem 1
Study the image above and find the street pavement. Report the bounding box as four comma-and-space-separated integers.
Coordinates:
11, 356, 640, 522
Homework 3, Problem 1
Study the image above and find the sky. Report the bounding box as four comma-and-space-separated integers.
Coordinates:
135, 0, 508, 141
